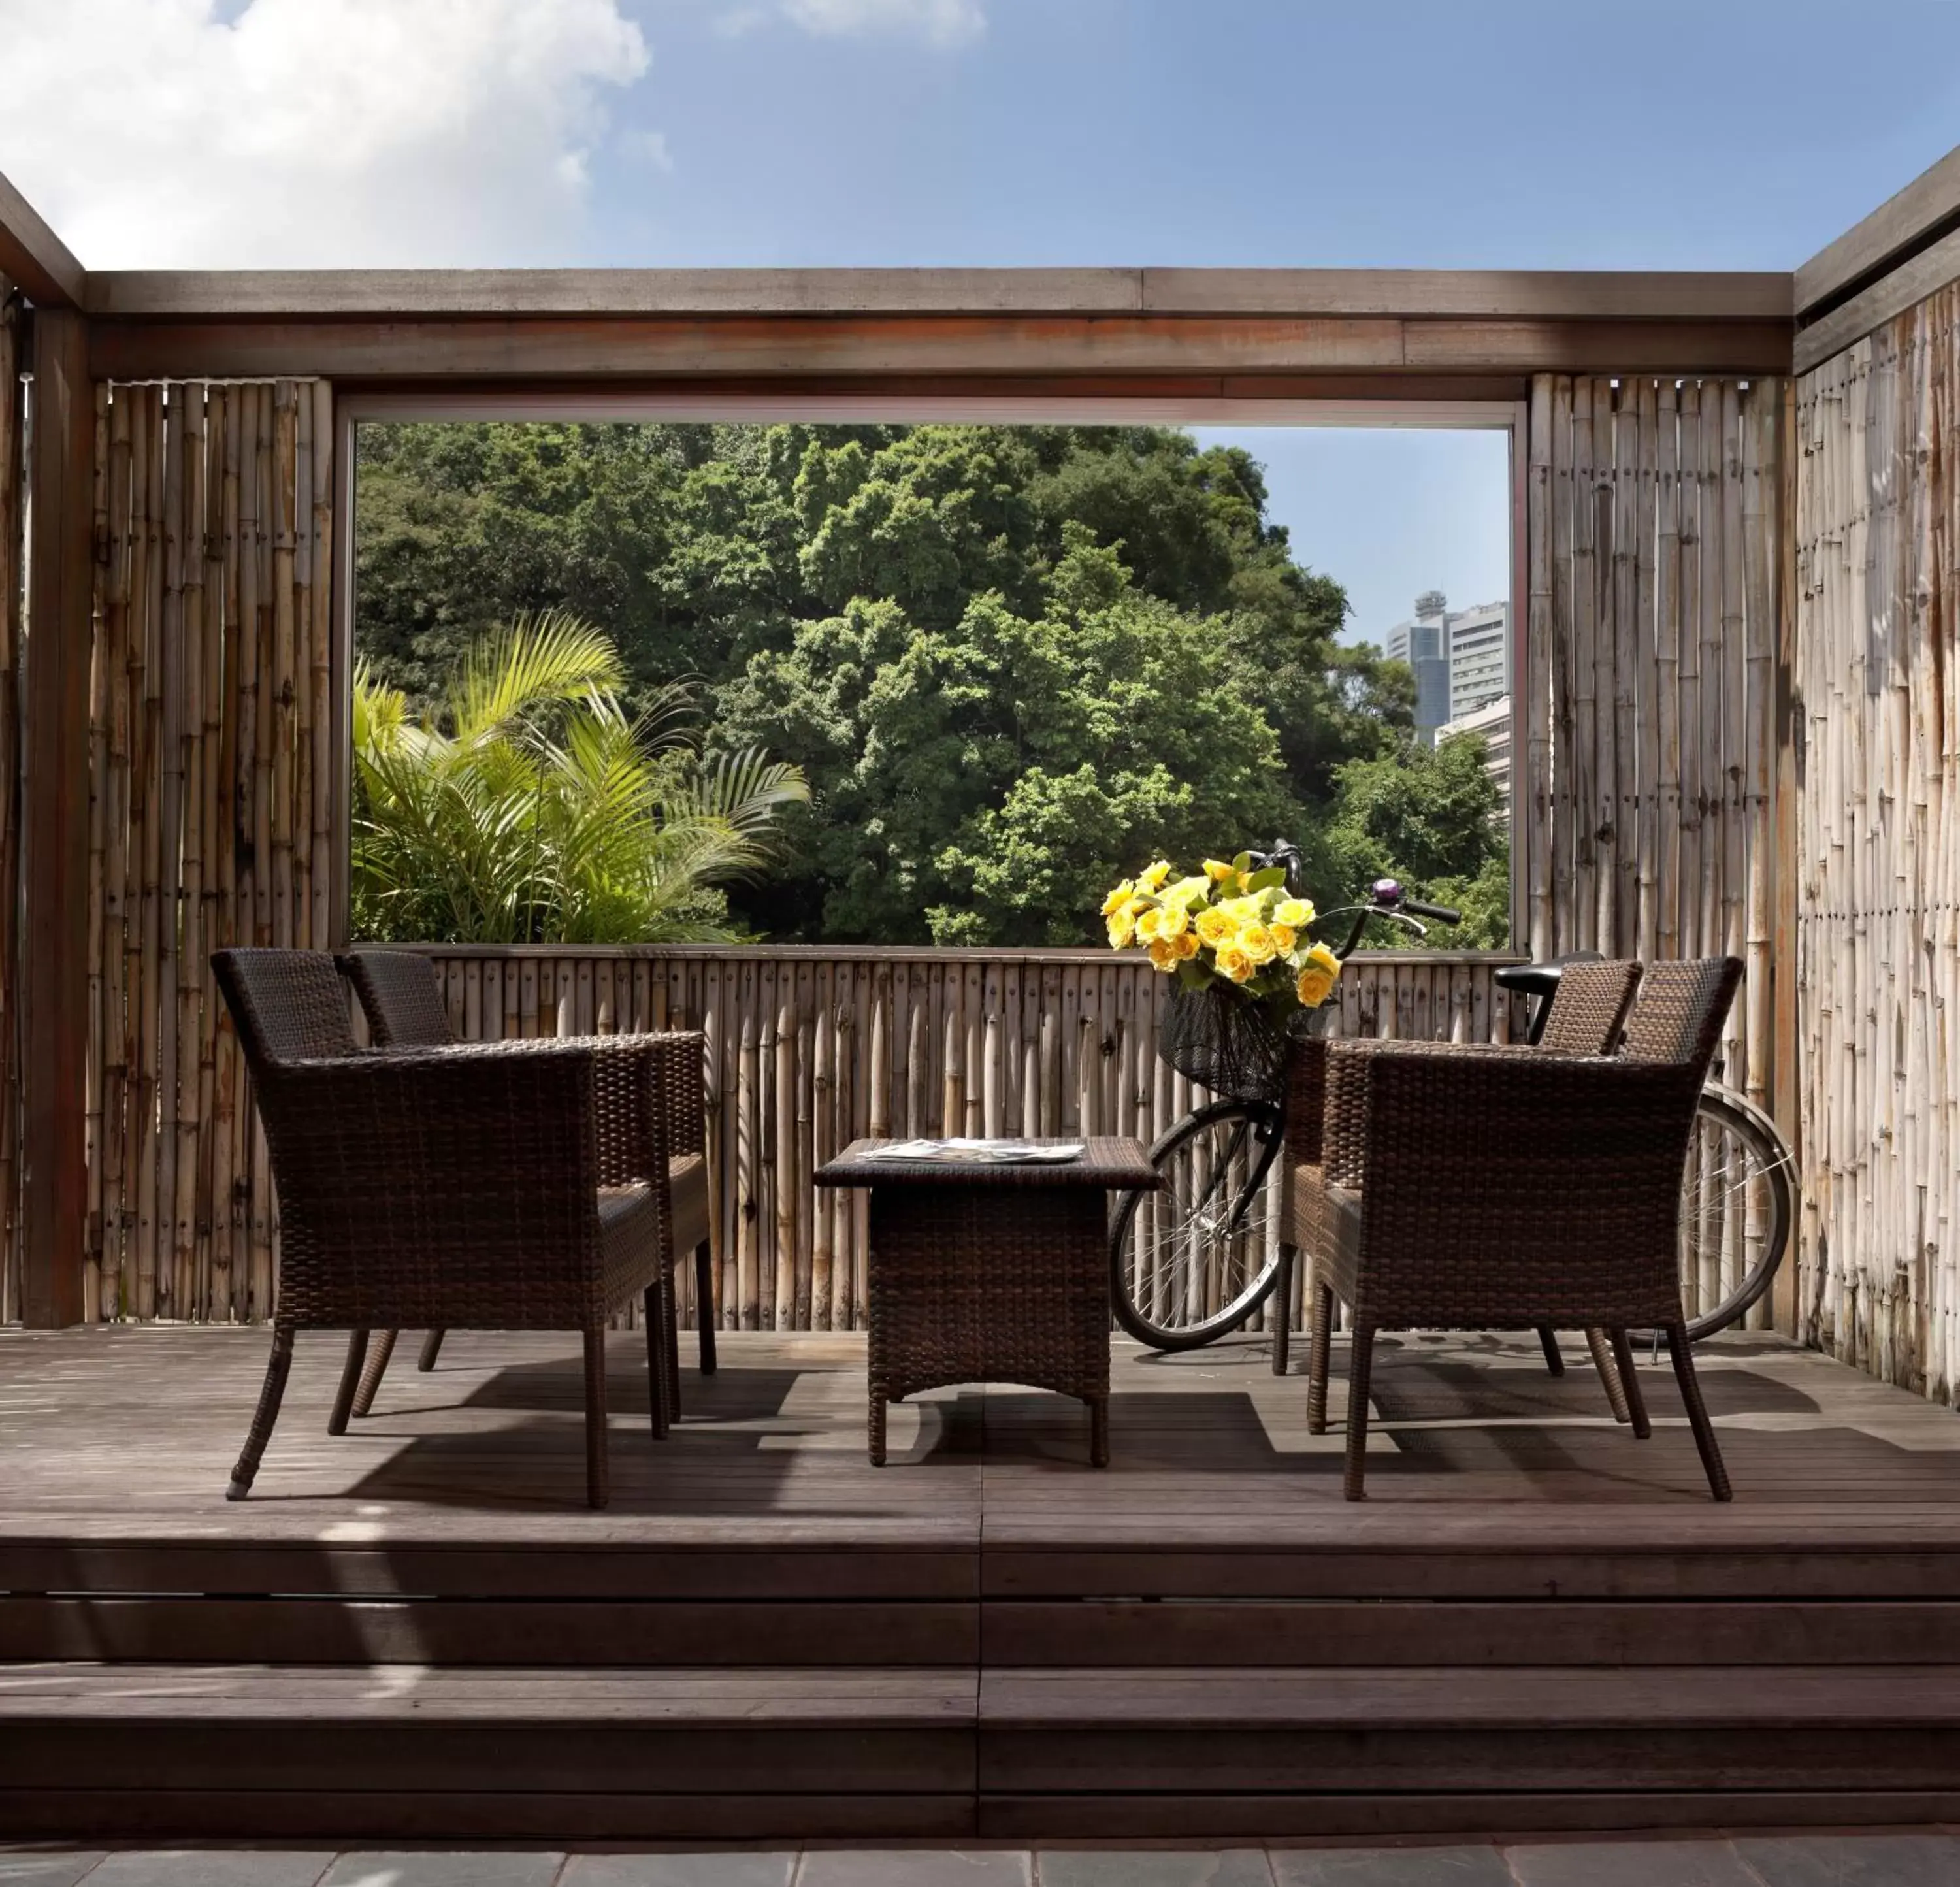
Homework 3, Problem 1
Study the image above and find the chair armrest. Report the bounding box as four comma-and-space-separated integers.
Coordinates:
254, 1049, 607, 1321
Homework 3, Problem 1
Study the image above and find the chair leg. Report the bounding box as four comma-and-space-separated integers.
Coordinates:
417, 1330, 445, 1373
329, 1330, 368, 1436
1665, 1322, 1733, 1502
583, 1326, 611, 1511
228, 1322, 296, 1501
1536, 1324, 1565, 1376
1343, 1324, 1377, 1501
694, 1239, 718, 1375
664, 1266, 683, 1419
1609, 1328, 1651, 1439
645, 1283, 672, 1441
1271, 1245, 1296, 1376
1306, 1281, 1335, 1435
351, 1329, 397, 1419
1586, 1325, 1633, 1423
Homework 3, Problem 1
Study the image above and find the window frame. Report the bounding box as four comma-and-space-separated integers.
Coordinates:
333, 391, 1528, 949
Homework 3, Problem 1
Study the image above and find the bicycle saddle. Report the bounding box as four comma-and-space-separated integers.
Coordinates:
1492, 950, 1605, 1002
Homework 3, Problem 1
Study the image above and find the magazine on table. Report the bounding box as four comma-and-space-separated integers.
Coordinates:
870, 1138, 1085, 1166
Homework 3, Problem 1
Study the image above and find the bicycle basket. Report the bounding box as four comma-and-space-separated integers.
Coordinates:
1157, 979, 1299, 1105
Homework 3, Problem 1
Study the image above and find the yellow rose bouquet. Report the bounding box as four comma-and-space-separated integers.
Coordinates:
1102, 852, 1342, 1013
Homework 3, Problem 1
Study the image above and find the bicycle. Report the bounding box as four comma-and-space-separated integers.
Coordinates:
1107, 851, 1797, 1353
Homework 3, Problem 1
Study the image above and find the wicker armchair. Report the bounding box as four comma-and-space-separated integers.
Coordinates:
1301, 956, 1741, 1501
335, 950, 718, 1426
1273, 958, 1644, 1383
213, 947, 695, 1509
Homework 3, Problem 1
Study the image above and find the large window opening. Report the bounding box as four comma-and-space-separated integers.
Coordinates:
346, 405, 1518, 953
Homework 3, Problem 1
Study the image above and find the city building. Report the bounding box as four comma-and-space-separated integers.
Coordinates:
1437, 692, 1512, 822
1447, 600, 1509, 721
1381, 591, 1454, 738
1379, 591, 1511, 743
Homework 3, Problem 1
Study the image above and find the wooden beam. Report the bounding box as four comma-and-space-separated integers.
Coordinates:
1795, 226, 1960, 375
82, 265, 1791, 324
89, 312, 1793, 386
1795, 144, 1960, 318
1139, 269, 1791, 322
20, 309, 92, 1327
0, 169, 84, 312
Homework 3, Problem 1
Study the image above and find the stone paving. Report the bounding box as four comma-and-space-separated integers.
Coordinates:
7, 1836, 1960, 1886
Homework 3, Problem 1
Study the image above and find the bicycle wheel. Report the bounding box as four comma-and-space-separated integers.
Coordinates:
1109, 1098, 1288, 1351
1678, 1083, 1795, 1341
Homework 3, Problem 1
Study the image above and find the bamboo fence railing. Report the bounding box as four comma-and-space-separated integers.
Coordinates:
1524, 374, 1784, 1177
0, 280, 23, 1324
82, 379, 333, 1325
408, 945, 1527, 1336
1795, 299, 1960, 1400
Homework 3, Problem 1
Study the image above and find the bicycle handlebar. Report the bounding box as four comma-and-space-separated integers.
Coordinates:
1399, 896, 1462, 924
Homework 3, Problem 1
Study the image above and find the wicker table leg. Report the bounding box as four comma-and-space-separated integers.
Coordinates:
862, 1179, 1112, 1468
1088, 1394, 1109, 1468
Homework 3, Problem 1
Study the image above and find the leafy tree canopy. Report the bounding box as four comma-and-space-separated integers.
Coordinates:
356, 419, 1502, 947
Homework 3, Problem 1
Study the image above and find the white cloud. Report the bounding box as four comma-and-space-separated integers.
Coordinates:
0, 0, 651, 267
781, 0, 985, 48
624, 129, 677, 174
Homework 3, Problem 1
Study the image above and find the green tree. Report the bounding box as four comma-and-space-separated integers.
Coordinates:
355, 419, 1468, 945
718, 529, 1298, 945
1327, 732, 1511, 949
351, 610, 807, 944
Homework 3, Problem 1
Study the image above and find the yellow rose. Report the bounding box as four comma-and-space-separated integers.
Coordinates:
1107, 910, 1137, 949
1102, 879, 1134, 918
1167, 875, 1211, 907
1139, 860, 1172, 892
1148, 936, 1179, 972
1240, 923, 1277, 965
1203, 859, 1238, 884
1275, 896, 1315, 928
1137, 907, 1164, 944
1218, 894, 1262, 924
1156, 900, 1189, 938
1194, 907, 1235, 947
1173, 930, 1200, 959
1294, 942, 1341, 1008
1215, 943, 1255, 984
1269, 923, 1296, 954
1296, 963, 1335, 1008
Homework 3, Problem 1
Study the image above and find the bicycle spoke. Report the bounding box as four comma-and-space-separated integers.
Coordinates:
1112, 1101, 1285, 1349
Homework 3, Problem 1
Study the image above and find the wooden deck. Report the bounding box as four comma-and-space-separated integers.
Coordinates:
5, 1326, 1960, 1841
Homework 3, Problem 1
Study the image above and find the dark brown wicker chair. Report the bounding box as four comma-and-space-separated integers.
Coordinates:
336, 949, 718, 1424
1272, 958, 1644, 1384
1298, 955, 1740, 1501
213, 947, 694, 1509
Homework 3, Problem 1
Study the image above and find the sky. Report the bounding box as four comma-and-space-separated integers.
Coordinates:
5, 0, 1959, 642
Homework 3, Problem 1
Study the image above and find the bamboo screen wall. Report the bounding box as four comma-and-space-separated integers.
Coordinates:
69, 371, 1793, 1334
1795, 300, 1960, 1400
0, 283, 22, 1324
1522, 374, 1784, 1141
83, 379, 334, 1324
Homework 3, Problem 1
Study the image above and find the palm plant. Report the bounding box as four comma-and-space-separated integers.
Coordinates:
351, 610, 808, 943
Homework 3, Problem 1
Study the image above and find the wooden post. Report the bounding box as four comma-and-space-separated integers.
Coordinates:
21, 309, 92, 1327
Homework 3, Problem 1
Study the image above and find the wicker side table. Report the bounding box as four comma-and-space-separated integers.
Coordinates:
815, 1136, 1160, 1468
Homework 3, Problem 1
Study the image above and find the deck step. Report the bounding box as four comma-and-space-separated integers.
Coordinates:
982, 1664, 1960, 1802
5, 1662, 1960, 1841
6, 1593, 1957, 1667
